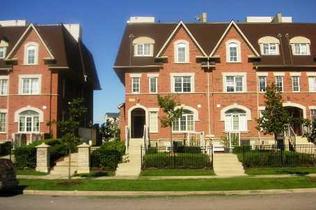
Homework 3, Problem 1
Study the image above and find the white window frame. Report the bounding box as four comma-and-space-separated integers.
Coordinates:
18, 74, 41, 95
174, 40, 189, 63
170, 73, 194, 93
0, 110, 7, 133
224, 110, 248, 132
24, 42, 39, 65
172, 109, 195, 133
149, 109, 159, 133
258, 76, 267, 92
292, 43, 310, 56
223, 73, 247, 93
0, 76, 8, 96
226, 40, 241, 63
130, 74, 141, 94
0, 47, 6, 59
308, 76, 316, 92
18, 110, 40, 133
261, 43, 279, 55
134, 43, 152, 57
148, 76, 158, 94
275, 75, 284, 92
292, 76, 300, 92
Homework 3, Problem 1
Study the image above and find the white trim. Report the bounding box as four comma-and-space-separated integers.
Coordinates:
128, 104, 148, 131
148, 109, 159, 133
131, 77, 140, 94
175, 105, 199, 121
5, 24, 54, 60
14, 106, 44, 122
222, 72, 247, 93
283, 102, 306, 118
170, 73, 195, 93
258, 106, 265, 111
273, 72, 285, 76
24, 42, 39, 65
147, 73, 159, 77
290, 72, 301, 76
148, 76, 158, 94
0, 76, 9, 96
309, 106, 316, 110
130, 73, 142, 77
156, 21, 207, 57
226, 39, 241, 63
291, 76, 300, 92
220, 104, 251, 121
18, 74, 42, 95
148, 108, 159, 112
256, 72, 268, 76
209, 21, 260, 57
307, 72, 316, 76
174, 39, 190, 63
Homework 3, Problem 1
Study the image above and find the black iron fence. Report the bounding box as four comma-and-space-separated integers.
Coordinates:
141, 146, 213, 169
234, 144, 316, 168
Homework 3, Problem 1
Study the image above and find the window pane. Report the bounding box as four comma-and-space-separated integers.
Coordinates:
31, 78, 39, 94
187, 115, 194, 131
26, 117, 32, 132
259, 76, 266, 92
150, 77, 157, 93
0, 113, 6, 132
132, 77, 140, 93
180, 115, 186, 131
173, 118, 179, 131
182, 76, 191, 92
137, 44, 143, 55
309, 77, 316, 92
28, 48, 35, 64
177, 47, 185, 62
33, 116, 39, 132
263, 44, 269, 55
19, 116, 25, 132
276, 76, 283, 91
174, 77, 182, 92
0, 79, 8, 95
149, 111, 158, 133
235, 76, 243, 92
232, 114, 239, 131
143, 44, 150, 55
229, 46, 237, 62
292, 76, 300, 92
226, 76, 235, 92
0, 47, 6, 58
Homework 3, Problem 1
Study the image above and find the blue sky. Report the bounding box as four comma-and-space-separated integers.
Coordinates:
1, 0, 316, 124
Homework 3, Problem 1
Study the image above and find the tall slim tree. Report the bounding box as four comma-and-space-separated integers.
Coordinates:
257, 83, 289, 145
157, 95, 183, 149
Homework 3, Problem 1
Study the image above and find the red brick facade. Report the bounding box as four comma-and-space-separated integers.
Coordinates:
116, 21, 316, 145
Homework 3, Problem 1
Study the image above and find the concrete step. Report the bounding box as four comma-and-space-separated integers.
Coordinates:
213, 153, 245, 177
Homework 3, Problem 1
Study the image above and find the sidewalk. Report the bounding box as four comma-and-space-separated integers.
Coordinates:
17, 173, 316, 180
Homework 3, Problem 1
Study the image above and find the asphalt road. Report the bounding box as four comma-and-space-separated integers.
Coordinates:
1, 193, 316, 210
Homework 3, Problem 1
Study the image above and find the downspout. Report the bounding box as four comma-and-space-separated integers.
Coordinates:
49, 70, 52, 136
6, 70, 10, 140
255, 67, 261, 144
277, 33, 286, 65
207, 71, 211, 135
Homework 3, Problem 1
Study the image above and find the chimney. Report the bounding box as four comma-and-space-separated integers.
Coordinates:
63, 24, 81, 41
272, 12, 283, 23
197, 12, 208, 23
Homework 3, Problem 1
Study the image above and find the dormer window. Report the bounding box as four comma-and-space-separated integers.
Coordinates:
290, 36, 311, 56
133, 36, 155, 57
0, 40, 8, 59
226, 40, 241, 63
258, 36, 280, 55
174, 40, 189, 63
24, 43, 39, 65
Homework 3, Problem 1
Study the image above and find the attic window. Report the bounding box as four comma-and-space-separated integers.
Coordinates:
24, 42, 39, 65
133, 36, 155, 57
226, 40, 241, 63
0, 47, 6, 59
174, 40, 189, 63
258, 36, 280, 55
290, 36, 311, 56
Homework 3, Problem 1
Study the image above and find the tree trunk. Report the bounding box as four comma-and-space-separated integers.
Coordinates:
170, 127, 173, 152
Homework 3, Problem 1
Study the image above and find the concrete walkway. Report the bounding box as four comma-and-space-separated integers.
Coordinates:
213, 153, 246, 176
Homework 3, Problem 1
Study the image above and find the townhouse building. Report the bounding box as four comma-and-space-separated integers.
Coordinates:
114, 14, 316, 146
0, 20, 100, 144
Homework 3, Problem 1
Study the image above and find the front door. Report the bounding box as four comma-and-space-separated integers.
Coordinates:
131, 108, 145, 138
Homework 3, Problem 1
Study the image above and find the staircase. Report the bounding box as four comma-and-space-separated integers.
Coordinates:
213, 153, 245, 177
115, 138, 143, 177
50, 153, 78, 176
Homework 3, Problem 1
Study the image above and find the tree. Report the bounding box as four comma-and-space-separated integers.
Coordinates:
257, 83, 289, 146
100, 119, 120, 141
157, 95, 183, 149
305, 119, 316, 143
57, 98, 87, 179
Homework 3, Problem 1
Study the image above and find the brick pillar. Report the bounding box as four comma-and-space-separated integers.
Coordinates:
35, 143, 50, 173
77, 143, 90, 174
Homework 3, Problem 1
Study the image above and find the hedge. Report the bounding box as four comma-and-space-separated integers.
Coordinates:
143, 153, 211, 169
0, 141, 12, 156
232, 146, 252, 154
237, 150, 316, 168
14, 146, 36, 169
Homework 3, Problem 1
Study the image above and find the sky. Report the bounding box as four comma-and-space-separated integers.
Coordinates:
1, 0, 316, 124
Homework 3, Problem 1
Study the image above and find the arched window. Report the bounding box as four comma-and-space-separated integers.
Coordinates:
24, 43, 39, 64
173, 109, 194, 132
224, 108, 247, 132
19, 110, 40, 133
258, 36, 280, 55
226, 40, 241, 62
174, 40, 189, 63
133, 36, 155, 56
290, 36, 311, 55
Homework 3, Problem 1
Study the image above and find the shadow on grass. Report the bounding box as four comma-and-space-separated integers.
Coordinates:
286, 171, 309, 176
0, 185, 26, 197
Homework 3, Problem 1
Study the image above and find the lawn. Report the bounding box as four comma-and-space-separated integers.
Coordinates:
141, 169, 215, 176
16, 169, 48, 176
245, 167, 316, 175
19, 176, 316, 191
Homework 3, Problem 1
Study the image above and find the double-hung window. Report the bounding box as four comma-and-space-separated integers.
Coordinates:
149, 77, 158, 93
262, 43, 278, 55
173, 110, 194, 132
175, 41, 189, 63
25, 43, 38, 65
0, 79, 8, 95
0, 112, 6, 132
258, 76, 267, 92
131, 77, 140, 93
149, 111, 158, 133
275, 76, 284, 92
226, 41, 241, 63
135, 43, 151, 56
224, 75, 245, 92
20, 77, 40, 95
308, 76, 316, 92
293, 43, 310, 55
173, 75, 193, 93
292, 76, 300, 92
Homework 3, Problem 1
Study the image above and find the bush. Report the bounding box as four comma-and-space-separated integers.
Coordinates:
0, 142, 12, 156
143, 153, 211, 169
238, 150, 316, 168
147, 147, 158, 154
14, 146, 36, 169
233, 146, 252, 154
100, 141, 125, 156
174, 146, 201, 153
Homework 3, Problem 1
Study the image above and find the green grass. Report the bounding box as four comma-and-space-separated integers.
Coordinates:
18, 176, 316, 191
16, 169, 48, 176
141, 169, 215, 176
245, 167, 316, 175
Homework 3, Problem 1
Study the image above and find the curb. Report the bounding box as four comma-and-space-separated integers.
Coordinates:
23, 188, 316, 197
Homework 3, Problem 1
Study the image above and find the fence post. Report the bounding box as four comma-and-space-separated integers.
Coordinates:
35, 143, 50, 173
77, 143, 91, 174
140, 145, 143, 169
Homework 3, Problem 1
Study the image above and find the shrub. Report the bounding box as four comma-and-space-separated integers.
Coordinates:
233, 146, 252, 154
100, 141, 125, 156
147, 147, 158, 154
14, 146, 36, 169
174, 146, 201, 153
143, 153, 211, 169
0, 142, 12, 156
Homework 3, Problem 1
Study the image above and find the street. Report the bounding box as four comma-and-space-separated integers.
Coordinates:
1, 192, 316, 210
